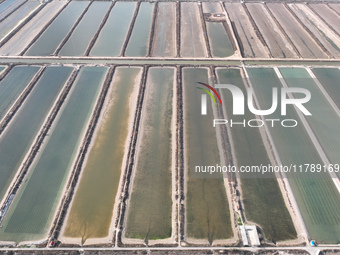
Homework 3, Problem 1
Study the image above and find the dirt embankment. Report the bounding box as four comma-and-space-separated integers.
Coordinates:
19, 1, 71, 56
224, 16, 240, 56
0, 64, 12, 82
84, 1, 115, 56
120, 2, 141, 57
211, 66, 236, 187
198, 3, 212, 58
176, 2, 181, 57
115, 66, 149, 247
0, 67, 78, 233
176, 66, 185, 243
223, 21, 238, 53
0, 248, 314, 255
0, 66, 44, 136
54, 1, 93, 56
210, 67, 239, 246
147, 2, 158, 57
0, 67, 14, 126
227, 18, 244, 58
50, 67, 116, 243
221, 4, 239, 54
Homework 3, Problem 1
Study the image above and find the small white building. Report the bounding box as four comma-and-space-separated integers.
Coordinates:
239, 225, 260, 247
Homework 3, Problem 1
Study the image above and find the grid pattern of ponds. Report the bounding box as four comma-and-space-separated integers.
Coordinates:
0, 0, 339, 248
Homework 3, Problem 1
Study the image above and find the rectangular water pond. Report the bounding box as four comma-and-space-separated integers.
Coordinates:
0, 66, 107, 243
90, 2, 136, 57
0, 66, 39, 121
216, 68, 296, 243
25, 1, 89, 56
183, 67, 232, 243
125, 2, 154, 57
63, 67, 142, 243
0, 0, 40, 40
0, 66, 72, 203
206, 22, 234, 58
180, 3, 207, 58
59, 1, 111, 56
280, 67, 340, 179
0, 1, 67, 56
151, 2, 176, 57
247, 67, 340, 244
125, 67, 174, 240
312, 68, 340, 109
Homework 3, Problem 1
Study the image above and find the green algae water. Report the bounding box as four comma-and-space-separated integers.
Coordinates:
206, 22, 234, 58
247, 67, 340, 244
280, 67, 340, 179
90, 2, 136, 57
0, 67, 107, 243
0, 66, 39, 120
183, 68, 232, 242
63, 67, 141, 242
125, 67, 174, 240
216, 68, 296, 242
312, 68, 340, 109
0, 66, 72, 203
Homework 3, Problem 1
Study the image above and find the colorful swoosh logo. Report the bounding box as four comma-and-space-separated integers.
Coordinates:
196, 82, 222, 106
